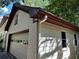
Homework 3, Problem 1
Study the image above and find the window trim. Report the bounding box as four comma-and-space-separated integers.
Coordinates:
61, 32, 67, 48
74, 34, 77, 46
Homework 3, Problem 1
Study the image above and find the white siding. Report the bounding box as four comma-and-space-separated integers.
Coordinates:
8, 10, 33, 33
76, 33, 79, 58
39, 22, 78, 59
6, 10, 38, 59
5, 9, 79, 59
0, 19, 8, 49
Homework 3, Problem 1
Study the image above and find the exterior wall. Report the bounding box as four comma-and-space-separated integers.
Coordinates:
5, 9, 79, 59
6, 10, 38, 59
0, 19, 8, 49
76, 33, 79, 58
39, 22, 79, 59
8, 10, 32, 33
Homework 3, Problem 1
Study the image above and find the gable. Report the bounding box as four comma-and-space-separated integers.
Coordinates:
4, 3, 40, 31
8, 10, 33, 33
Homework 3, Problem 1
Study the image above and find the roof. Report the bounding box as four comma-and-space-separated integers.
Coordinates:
4, 3, 42, 31
4, 3, 79, 32
0, 14, 9, 28
37, 11, 79, 32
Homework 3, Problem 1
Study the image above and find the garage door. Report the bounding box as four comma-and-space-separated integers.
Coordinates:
10, 32, 28, 59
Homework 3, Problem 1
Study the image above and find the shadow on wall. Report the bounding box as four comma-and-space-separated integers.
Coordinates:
38, 34, 70, 59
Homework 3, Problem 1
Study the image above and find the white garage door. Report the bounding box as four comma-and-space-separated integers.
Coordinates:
10, 32, 29, 59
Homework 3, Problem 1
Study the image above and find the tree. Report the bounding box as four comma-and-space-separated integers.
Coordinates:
24, 0, 49, 8
45, 0, 79, 25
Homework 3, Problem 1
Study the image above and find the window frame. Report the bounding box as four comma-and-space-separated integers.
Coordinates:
61, 32, 67, 48
74, 34, 77, 46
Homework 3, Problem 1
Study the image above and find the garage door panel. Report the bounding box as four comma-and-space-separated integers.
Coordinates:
10, 32, 28, 59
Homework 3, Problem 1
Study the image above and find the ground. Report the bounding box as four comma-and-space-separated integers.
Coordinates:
0, 52, 16, 59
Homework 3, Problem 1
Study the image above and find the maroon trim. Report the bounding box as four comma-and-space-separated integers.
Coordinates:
37, 10, 79, 32
7, 34, 12, 52
5, 4, 18, 31
0, 15, 9, 28
4, 3, 79, 32
10, 29, 29, 34
4, 3, 40, 31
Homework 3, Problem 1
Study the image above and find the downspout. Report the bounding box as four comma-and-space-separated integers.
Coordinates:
37, 15, 48, 59
40, 15, 48, 24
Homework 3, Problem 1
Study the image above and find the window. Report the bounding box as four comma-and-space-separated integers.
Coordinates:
61, 32, 67, 48
74, 34, 77, 46
14, 14, 18, 25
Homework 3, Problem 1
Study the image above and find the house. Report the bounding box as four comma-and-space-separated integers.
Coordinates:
4, 3, 79, 59
0, 15, 9, 51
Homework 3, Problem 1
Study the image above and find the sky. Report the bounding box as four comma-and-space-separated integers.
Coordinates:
0, 0, 24, 21
0, 2, 14, 21
0, 2, 13, 16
